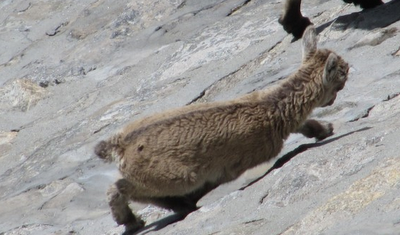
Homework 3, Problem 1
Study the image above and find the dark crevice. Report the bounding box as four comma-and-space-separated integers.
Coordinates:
177, 0, 186, 9
39, 196, 57, 210
1, 53, 25, 68
187, 90, 206, 105
349, 106, 374, 122
227, 0, 252, 16
13, 183, 47, 197
186, 67, 241, 105
244, 218, 265, 224
93, 124, 111, 134
192, 4, 215, 16
187, 39, 284, 105
16, 2, 31, 13
392, 47, 400, 56
46, 22, 69, 36
383, 92, 400, 101
153, 4, 215, 33
349, 92, 400, 122
154, 26, 163, 32
259, 192, 269, 204
240, 127, 371, 191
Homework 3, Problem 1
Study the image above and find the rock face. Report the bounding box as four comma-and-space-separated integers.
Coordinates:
0, 0, 399, 235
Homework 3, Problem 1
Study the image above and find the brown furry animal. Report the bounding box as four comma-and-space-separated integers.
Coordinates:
95, 26, 349, 234
279, 0, 383, 39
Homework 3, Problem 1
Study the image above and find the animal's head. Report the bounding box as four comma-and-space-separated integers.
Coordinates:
302, 26, 349, 107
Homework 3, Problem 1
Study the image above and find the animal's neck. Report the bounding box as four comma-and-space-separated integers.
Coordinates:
267, 68, 324, 137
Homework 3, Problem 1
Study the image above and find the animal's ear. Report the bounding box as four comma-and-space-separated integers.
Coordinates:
323, 53, 339, 85
302, 26, 317, 61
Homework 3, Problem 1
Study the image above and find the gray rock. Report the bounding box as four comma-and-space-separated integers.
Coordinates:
0, 79, 47, 111
0, 0, 400, 234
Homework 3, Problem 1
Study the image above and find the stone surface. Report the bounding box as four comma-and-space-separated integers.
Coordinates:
0, 0, 400, 234
0, 79, 47, 112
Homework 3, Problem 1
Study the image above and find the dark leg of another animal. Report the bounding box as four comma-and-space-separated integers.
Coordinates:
279, 0, 312, 39
343, 0, 383, 9
279, 0, 384, 39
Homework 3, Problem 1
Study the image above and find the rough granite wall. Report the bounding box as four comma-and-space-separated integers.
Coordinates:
0, 0, 399, 234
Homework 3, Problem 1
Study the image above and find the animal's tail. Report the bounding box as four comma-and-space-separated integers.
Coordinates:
94, 134, 125, 163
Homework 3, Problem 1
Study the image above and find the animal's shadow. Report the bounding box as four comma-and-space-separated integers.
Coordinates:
240, 126, 372, 190
316, 0, 400, 35
134, 126, 371, 234
134, 213, 186, 235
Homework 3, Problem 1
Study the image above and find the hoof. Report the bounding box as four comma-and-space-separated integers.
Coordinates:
279, 15, 312, 39
315, 121, 334, 141
122, 218, 145, 235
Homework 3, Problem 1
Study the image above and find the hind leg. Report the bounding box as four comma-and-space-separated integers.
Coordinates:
296, 119, 333, 141
107, 179, 145, 235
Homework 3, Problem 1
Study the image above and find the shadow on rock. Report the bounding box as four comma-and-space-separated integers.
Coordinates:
316, 0, 400, 34
135, 213, 186, 235
240, 126, 372, 190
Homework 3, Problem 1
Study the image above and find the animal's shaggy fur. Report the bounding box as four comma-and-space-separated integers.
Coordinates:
95, 26, 349, 234
279, 0, 384, 39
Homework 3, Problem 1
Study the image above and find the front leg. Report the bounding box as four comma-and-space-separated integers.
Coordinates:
296, 119, 333, 141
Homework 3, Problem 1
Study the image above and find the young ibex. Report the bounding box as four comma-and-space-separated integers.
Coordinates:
95, 26, 349, 234
279, 0, 383, 39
